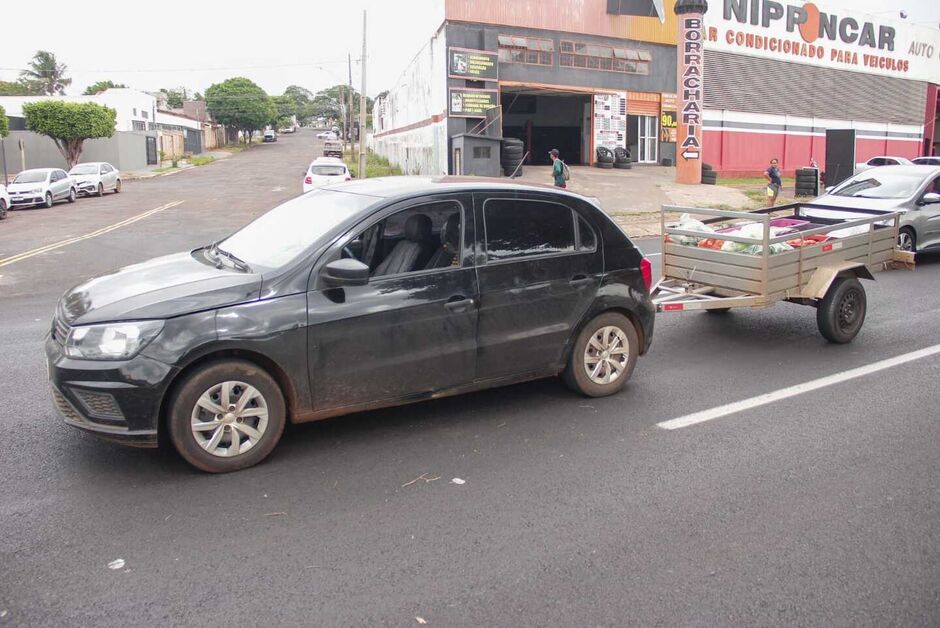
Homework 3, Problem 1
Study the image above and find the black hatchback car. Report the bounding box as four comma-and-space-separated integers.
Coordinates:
47, 177, 655, 472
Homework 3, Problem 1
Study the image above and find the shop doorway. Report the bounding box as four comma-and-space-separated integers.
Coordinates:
628, 115, 659, 163
501, 87, 592, 165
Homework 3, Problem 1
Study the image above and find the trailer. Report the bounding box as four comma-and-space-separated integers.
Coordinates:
650, 203, 914, 343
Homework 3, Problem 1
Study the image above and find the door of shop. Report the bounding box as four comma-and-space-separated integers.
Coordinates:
638, 116, 658, 163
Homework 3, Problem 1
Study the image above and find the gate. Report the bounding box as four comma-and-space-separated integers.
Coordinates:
184, 129, 203, 155
146, 136, 158, 165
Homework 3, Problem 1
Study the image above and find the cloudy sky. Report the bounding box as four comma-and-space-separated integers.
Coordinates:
1, 0, 938, 98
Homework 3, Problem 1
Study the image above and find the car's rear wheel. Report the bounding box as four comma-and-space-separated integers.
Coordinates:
564, 312, 639, 397
898, 227, 916, 253
44, 192, 53, 208
168, 360, 286, 473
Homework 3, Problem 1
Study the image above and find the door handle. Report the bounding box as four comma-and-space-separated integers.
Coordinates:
444, 296, 475, 312
569, 275, 594, 287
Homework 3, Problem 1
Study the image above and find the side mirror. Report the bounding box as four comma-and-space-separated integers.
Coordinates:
917, 192, 940, 206
322, 258, 369, 286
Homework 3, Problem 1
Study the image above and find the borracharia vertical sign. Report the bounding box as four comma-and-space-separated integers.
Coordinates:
675, 0, 707, 184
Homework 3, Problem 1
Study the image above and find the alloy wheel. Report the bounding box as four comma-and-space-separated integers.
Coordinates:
190, 381, 269, 457
583, 326, 630, 385
897, 231, 914, 252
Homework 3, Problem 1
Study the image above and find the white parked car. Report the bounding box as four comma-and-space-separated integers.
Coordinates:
7, 168, 76, 208
69, 162, 122, 197
0, 184, 9, 219
855, 156, 913, 173
912, 156, 940, 166
316, 131, 338, 140
303, 157, 351, 192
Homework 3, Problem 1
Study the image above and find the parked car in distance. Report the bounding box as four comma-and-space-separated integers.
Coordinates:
0, 184, 9, 219
47, 177, 655, 472
316, 130, 338, 140
322, 140, 343, 158
69, 162, 122, 197
855, 156, 913, 173
912, 156, 940, 166
263, 130, 277, 143
279, 127, 296, 134
303, 157, 351, 192
7, 168, 76, 208
806, 164, 940, 252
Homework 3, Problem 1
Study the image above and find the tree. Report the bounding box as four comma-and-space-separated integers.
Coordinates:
160, 88, 185, 109
205, 78, 275, 144
23, 101, 115, 168
21, 51, 71, 95
0, 79, 44, 96
83, 80, 127, 95
0, 105, 9, 139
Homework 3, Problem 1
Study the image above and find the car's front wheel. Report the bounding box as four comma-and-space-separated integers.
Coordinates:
898, 227, 916, 253
96, 183, 104, 197
563, 312, 639, 397
0, 198, 7, 219
168, 360, 287, 473
114, 179, 122, 193
67, 188, 76, 203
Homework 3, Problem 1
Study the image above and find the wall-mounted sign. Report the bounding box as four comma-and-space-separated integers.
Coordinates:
705, 0, 940, 83
449, 88, 499, 118
449, 48, 499, 81
660, 93, 677, 143
593, 93, 627, 152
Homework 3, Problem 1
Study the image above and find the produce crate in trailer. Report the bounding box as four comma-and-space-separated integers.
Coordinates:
651, 203, 915, 343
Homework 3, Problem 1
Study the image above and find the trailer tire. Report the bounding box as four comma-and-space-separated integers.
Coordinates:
563, 312, 639, 398
816, 277, 866, 344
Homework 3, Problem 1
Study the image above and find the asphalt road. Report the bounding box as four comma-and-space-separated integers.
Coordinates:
1, 130, 938, 626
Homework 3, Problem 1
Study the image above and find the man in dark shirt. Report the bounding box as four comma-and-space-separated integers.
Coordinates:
764, 158, 782, 206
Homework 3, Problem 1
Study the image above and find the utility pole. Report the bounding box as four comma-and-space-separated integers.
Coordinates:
347, 53, 354, 155
358, 10, 367, 179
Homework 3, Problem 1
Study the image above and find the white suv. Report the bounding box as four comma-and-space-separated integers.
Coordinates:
7, 168, 77, 208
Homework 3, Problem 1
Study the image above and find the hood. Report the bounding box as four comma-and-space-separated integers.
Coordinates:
8, 181, 46, 193
71, 174, 100, 184
60, 250, 262, 325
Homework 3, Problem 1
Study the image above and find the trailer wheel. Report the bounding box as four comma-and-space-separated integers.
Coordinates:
816, 277, 866, 343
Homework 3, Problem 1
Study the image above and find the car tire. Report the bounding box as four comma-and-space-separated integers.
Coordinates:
0, 198, 7, 219
96, 183, 104, 197
167, 360, 287, 473
897, 227, 916, 253
44, 192, 53, 208
596, 161, 614, 169
114, 179, 122, 193
613, 161, 632, 169
563, 312, 639, 397
68, 188, 76, 203
702, 163, 714, 171
816, 277, 866, 344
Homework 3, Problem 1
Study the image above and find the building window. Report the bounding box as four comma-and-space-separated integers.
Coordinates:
497, 35, 554, 66
473, 146, 491, 159
132, 120, 147, 132
142, 110, 149, 119
132, 108, 137, 116
560, 41, 651, 75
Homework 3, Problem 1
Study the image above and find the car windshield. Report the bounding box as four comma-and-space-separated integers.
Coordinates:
13, 171, 48, 184
832, 173, 924, 199
218, 189, 376, 269
311, 166, 346, 176
70, 165, 98, 175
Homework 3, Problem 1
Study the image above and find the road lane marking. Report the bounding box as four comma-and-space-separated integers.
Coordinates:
0, 201, 183, 269
657, 343, 940, 430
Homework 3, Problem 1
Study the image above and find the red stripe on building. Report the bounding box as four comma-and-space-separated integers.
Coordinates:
373, 112, 448, 139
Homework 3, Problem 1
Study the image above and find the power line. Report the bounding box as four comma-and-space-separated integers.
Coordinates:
0, 60, 356, 74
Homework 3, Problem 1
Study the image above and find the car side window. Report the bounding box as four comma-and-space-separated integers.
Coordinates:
51, 171, 60, 182
483, 198, 576, 262
342, 200, 465, 278
577, 215, 596, 251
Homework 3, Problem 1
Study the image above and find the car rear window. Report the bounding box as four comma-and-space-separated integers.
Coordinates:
484, 198, 576, 261
311, 166, 346, 176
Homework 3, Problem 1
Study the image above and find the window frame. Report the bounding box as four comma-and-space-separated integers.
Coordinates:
559, 39, 651, 75
481, 196, 589, 265
497, 34, 554, 67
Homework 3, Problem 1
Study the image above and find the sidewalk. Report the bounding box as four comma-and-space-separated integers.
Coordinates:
122, 149, 235, 180
515, 165, 753, 237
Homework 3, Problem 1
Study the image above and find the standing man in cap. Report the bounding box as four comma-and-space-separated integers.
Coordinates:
550, 148, 568, 188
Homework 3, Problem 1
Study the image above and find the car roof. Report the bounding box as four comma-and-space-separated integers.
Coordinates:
325, 175, 592, 202
71, 162, 108, 167
17, 168, 56, 174
854, 164, 940, 176
868, 156, 911, 161
312, 157, 344, 165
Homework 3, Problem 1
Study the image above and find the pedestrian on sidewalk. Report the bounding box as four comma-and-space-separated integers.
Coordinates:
764, 158, 782, 206
550, 149, 568, 188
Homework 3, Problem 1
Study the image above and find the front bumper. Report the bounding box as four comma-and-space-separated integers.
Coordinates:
45, 334, 178, 447
75, 182, 99, 195
10, 194, 44, 207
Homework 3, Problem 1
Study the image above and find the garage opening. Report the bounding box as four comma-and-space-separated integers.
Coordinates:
500, 86, 592, 165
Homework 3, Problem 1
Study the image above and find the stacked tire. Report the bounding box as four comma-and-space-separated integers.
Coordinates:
613, 147, 632, 170
795, 167, 819, 197
596, 147, 614, 169
701, 162, 717, 185
501, 138, 525, 177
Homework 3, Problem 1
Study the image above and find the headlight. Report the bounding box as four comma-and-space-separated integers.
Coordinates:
29, 188, 42, 194
65, 320, 164, 360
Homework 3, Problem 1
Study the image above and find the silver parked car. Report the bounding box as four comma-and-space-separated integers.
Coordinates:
69, 162, 122, 196
806, 165, 940, 253
7, 168, 77, 208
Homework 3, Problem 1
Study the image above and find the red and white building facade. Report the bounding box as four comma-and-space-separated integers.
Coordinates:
702, 0, 940, 175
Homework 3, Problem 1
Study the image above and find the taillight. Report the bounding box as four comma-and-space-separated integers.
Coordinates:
304, 176, 312, 184
345, 175, 352, 181
640, 257, 653, 292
